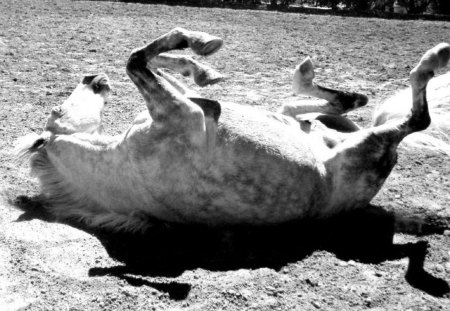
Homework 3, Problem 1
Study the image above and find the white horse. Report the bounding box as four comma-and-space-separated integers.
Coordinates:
17, 28, 450, 232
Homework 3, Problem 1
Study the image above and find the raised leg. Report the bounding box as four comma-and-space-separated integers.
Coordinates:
126, 28, 223, 132
150, 53, 223, 87
406, 43, 450, 133
282, 57, 368, 117
374, 43, 450, 140
155, 69, 200, 98
324, 43, 450, 212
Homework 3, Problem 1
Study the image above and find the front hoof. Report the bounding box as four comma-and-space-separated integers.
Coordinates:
189, 31, 223, 56
194, 67, 224, 87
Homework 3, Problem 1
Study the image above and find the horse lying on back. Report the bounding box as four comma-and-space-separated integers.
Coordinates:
17, 28, 450, 232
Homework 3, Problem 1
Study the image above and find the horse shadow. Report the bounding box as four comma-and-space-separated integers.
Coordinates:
12, 195, 450, 299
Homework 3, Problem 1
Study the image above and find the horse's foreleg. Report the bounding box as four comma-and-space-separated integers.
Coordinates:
154, 69, 199, 98
126, 28, 223, 133
150, 53, 223, 87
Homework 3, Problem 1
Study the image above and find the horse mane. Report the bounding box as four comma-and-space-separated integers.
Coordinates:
14, 132, 153, 232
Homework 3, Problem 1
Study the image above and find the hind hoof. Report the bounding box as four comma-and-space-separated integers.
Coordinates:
293, 57, 315, 95
416, 43, 450, 74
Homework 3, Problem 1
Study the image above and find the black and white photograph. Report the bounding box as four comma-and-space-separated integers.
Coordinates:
1, 0, 449, 310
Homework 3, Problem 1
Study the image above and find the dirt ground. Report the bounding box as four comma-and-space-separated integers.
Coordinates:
1, 0, 450, 310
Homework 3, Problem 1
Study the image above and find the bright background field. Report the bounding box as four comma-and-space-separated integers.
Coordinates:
1, 0, 450, 310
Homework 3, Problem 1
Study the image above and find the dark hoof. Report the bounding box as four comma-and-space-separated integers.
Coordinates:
194, 68, 224, 87
189, 33, 223, 57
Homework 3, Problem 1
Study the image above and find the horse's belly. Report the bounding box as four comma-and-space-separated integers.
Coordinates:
147, 149, 330, 225
122, 103, 333, 225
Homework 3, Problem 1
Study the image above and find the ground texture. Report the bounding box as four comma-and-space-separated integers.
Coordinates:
1, 0, 450, 310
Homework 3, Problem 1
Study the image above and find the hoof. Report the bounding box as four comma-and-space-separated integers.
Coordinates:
188, 31, 223, 57
414, 43, 450, 74
293, 57, 315, 95
194, 66, 224, 87
410, 43, 450, 89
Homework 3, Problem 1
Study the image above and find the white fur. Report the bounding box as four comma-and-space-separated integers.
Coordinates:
14, 30, 450, 232
373, 72, 450, 156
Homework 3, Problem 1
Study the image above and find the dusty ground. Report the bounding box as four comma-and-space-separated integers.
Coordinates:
1, 0, 450, 310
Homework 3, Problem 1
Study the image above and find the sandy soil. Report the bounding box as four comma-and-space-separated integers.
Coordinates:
1, 0, 449, 310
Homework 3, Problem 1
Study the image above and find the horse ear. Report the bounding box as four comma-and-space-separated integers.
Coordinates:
82, 74, 111, 94
81, 75, 97, 85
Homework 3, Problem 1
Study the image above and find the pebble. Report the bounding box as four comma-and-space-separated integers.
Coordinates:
434, 264, 444, 273
181, 301, 189, 308
281, 267, 289, 274
443, 230, 450, 236
311, 301, 321, 309
305, 278, 319, 287
338, 261, 349, 267
444, 262, 450, 272
266, 286, 276, 293
241, 289, 252, 299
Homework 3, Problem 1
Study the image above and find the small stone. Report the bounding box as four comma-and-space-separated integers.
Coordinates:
266, 286, 276, 293
375, 271, 383, 277
443, 230, 450, 236
338, 261, 349, 267
435, 264, 444, 273
241, 289, 252, 300
311, 301, 321, 309
444, 262, 450, 272
305, 278, 319, 287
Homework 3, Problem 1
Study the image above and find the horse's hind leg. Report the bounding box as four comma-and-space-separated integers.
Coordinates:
406, 43, 450, 133
281, 57, 368, 117
375, 43, 450, 139
324, 43, 450, 213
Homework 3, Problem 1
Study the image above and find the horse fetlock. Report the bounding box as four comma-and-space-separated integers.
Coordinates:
126, 49, 147, 73
408, 109, 431, 132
